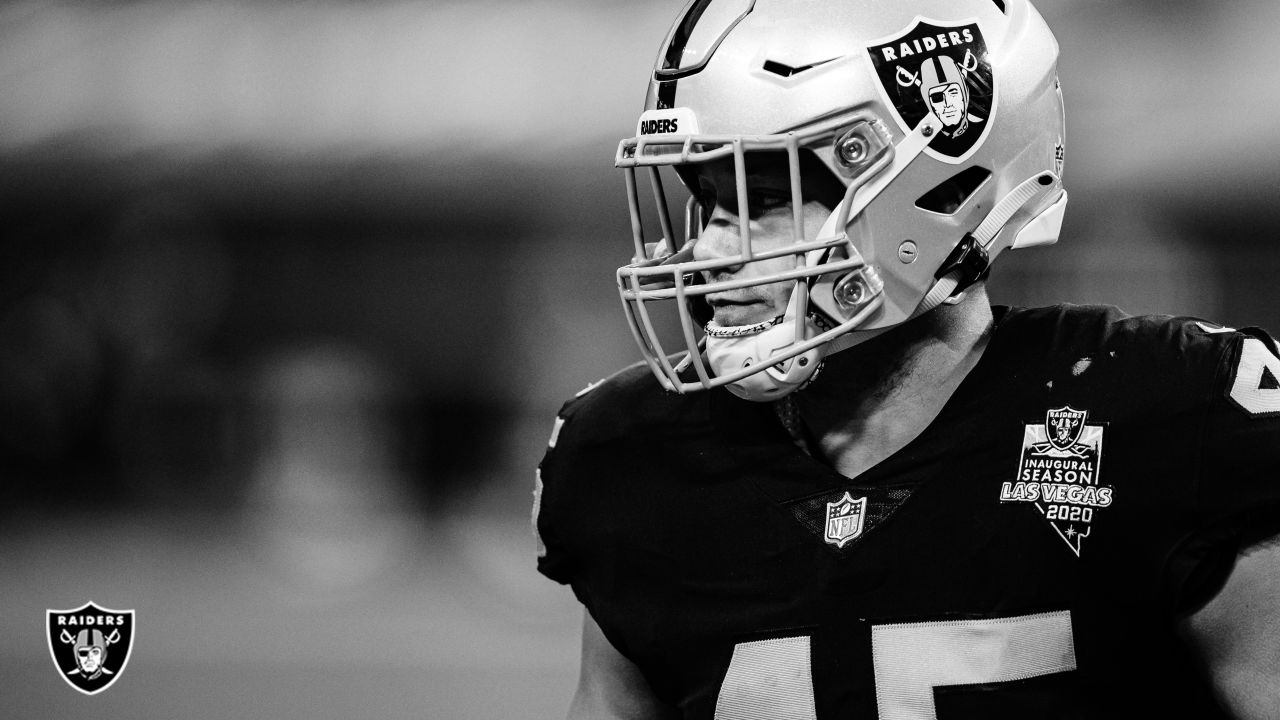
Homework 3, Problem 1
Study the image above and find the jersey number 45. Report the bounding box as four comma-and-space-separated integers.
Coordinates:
714, 610, 1075, 720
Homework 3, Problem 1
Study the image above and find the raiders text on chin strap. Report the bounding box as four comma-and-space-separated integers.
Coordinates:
614, 0, 1068, 400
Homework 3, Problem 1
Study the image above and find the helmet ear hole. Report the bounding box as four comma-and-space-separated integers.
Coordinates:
914, 166, 992, 215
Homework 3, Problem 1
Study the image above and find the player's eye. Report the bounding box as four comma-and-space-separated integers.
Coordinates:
694, 185, 790, 221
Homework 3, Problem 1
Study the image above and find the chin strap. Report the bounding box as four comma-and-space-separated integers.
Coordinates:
813, 172, 1064, 369
819, 323, 876, 357
703, 284, 829, 401
913, 172, 1062, 319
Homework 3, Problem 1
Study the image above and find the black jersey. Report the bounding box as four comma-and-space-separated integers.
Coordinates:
535, 305, 1280, 720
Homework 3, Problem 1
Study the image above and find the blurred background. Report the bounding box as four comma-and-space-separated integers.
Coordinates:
0, 0, 1277, 717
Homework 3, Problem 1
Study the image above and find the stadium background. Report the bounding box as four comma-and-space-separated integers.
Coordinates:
0, 1, 1276, 717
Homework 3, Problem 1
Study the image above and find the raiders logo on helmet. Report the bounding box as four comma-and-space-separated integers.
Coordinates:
867, 18, 996, 163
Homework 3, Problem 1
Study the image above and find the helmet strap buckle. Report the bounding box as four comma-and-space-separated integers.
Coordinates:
934, 233, 991, 293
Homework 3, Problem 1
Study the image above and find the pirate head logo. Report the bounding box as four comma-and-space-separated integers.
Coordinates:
867, 18, 996, 162
47, 601, 134, 695
1045, 406, 1087, 451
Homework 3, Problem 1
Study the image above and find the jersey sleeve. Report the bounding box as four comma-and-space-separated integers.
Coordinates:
1168, 327, 1280, 614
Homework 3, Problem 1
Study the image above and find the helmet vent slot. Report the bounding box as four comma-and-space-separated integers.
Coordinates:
914, 166, 992, 215
762, 57, 840, 78
763, 60, 800, 77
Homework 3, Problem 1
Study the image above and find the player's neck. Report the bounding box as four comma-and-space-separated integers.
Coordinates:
785, 286, 994, 479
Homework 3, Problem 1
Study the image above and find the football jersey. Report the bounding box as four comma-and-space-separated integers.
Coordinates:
535, 304, 1280, 720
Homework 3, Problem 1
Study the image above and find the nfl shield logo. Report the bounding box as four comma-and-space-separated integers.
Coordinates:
1045, 406, 1088, 451
824, 492, 867, 548
46, 601, 135, 695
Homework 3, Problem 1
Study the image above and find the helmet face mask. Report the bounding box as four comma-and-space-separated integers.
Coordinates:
616, 0, 1068, 401
617, 112, 897, 399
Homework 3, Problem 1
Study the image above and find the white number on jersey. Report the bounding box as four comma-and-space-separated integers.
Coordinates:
715, 636, 817, 720
713, 611, 1076, 720
1229, 338, 1280, 417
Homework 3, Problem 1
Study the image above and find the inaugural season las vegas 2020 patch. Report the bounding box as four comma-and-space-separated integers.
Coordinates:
1000, 407, 1114, 556
867, 17, 996, 163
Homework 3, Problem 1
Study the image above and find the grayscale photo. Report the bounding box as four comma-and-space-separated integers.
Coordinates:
1, 1, 1278, 718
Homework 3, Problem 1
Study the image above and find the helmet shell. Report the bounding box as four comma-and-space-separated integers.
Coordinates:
640, 0, 1064, 329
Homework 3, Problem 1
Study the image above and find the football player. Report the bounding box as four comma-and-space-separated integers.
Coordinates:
535, 1, 1280, 718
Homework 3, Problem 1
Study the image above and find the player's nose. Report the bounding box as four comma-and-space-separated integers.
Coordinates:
691, 206, 746, 268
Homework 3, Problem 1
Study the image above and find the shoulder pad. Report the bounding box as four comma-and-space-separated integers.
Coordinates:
551, 361, 701, 450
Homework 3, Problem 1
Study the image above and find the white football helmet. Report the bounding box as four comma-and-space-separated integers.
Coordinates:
616, 0, 1068, 401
